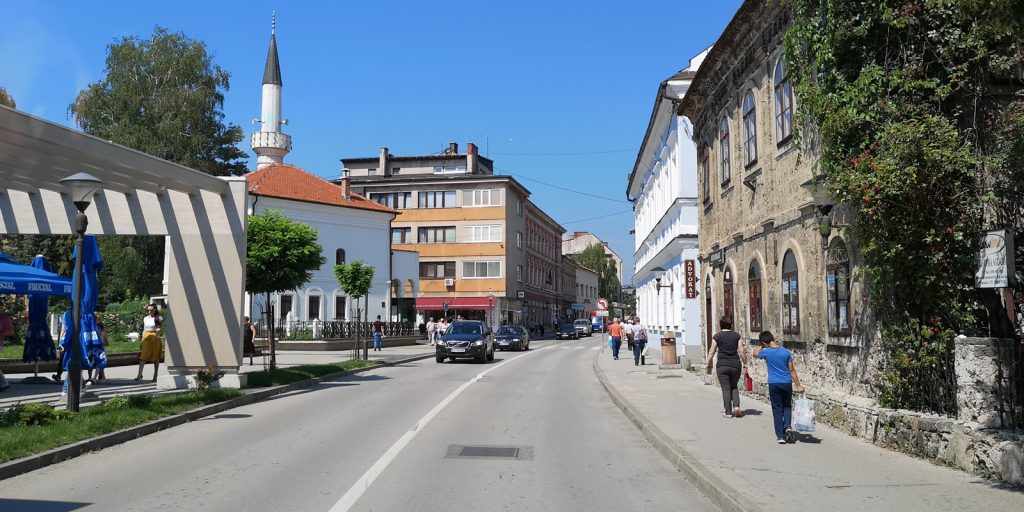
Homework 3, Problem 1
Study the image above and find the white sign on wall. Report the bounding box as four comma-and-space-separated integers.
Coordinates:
976, 229, 1015, 289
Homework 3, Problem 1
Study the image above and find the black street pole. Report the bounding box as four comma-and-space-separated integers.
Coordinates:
67, 210, 87, 412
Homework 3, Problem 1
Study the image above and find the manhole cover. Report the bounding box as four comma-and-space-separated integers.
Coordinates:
445, 445, 534, 460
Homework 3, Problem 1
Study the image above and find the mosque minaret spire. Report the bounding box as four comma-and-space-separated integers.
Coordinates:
251, 11, 291, 168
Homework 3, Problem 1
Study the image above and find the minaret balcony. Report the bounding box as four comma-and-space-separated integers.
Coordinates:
251, 131, 292, 151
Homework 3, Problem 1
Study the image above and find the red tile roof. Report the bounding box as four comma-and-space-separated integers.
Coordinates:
245, 163, 396, 214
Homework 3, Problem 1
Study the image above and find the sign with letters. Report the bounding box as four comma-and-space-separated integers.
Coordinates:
708, 250, 724, 267
684, 260, 697, 298
976, 229, 1016, 288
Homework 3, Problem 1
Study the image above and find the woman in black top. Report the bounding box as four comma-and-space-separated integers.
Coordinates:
705, 316, 746, 418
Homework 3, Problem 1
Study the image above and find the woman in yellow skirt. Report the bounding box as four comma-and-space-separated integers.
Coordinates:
136, 304, 163, 382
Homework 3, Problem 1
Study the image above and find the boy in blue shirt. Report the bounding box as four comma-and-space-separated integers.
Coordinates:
754, 331, 805, 444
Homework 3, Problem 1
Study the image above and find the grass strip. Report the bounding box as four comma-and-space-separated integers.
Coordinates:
245, 360, 377, 388
0, 388, 242, 464
1, 340, 145, 359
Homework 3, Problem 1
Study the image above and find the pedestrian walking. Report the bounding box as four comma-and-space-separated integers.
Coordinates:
135, 304, 163, 382
705, 316, 746, 418
426, 317, 437, 345
86, 317, 109, 384
632, 319, 649, 366
624, 318, 636, 351
372, 315, 384, 351
753, 330, 805, 444
607, 318, 623, 360
243, 315, 257, 365
438, 317, 448, 339
0, 308, 12, 390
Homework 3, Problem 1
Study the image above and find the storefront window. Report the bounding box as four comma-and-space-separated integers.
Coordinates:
782, 250, 799, 334
827, 239, 851, 336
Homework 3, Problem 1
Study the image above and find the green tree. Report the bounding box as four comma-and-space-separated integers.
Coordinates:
246, 210, 325, 368
0, 86, 14, 108
96, 236, 165, 306
69, 26, 247, 176
334, 260, 375, 360
570, 243, 620, 302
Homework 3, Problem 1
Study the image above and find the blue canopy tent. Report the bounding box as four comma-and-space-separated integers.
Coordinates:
60, 236, 106, 373
0, 252, 71, 384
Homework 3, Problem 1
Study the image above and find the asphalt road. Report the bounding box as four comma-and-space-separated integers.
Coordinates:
0, 336, 714, 512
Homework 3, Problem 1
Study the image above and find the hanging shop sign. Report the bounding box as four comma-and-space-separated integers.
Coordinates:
684, 260, 697, 298
976, 229, 1016, 288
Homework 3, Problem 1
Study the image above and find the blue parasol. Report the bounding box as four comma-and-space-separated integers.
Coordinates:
0, 253, 73, 296
60, 236, 105, 371
22, 255, 60, 363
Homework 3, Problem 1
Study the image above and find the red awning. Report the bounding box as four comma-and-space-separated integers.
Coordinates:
415, 297, 495, 310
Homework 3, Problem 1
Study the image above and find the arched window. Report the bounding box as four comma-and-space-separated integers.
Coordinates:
723, 267, 734, 322
742, 91, 758, 166
826, 239, 851, 336
782, 250, 799, 334
774, 58, 794, 144
719, 118, 731, 185
336, 248, 346, 265
748, 260, 762, 332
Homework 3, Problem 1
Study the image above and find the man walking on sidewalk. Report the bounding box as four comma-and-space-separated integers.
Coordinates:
607, 318, 623, 360
426, 317, 437, 345
372, 315, 384, 351
754, 331, 805, 444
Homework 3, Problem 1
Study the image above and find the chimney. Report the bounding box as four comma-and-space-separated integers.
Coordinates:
448, 142, 458, 154
340, 168, 351, 200
467, 142, 479, 174
379, 147, 389, 176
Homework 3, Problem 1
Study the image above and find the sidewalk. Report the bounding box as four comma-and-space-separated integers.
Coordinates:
0, 342, 437, 411
594, 343, 1024, 512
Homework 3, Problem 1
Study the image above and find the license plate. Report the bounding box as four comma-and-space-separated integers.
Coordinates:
499, 341, 509, 345
451, 348, 466, 353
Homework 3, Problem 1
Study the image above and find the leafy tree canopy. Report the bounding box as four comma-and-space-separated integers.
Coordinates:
570, 243, 621, 301
0, 86, 14, 108
334, 260, 375, 300
69, 26, 247, 176
246, 211, 325, 295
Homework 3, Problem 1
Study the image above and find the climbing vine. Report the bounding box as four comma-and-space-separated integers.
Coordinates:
783, 0, 1024, 412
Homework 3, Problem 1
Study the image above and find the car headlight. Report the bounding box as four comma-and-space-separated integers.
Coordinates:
473, 340, 485, 346
436, 340, 447, 347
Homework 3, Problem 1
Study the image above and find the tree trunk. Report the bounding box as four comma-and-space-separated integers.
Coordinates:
363, 294, 369, 360
354, 306, 361, 360
266, 291, 277, 370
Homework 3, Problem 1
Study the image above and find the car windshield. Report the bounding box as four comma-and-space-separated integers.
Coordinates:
447, 323, 481, 335
575, 320, 588, 325
496, 327, 519, 335
560, 324, 575, 332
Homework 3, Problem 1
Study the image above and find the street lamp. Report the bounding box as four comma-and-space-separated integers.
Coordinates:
60, 172, 104, 412
800, 174, 836, 246
651, 267, 673, 295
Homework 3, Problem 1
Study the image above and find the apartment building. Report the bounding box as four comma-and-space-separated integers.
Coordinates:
340, 143, 567, 329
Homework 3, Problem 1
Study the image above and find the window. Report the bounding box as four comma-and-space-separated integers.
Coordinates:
391, 167, 401, 175
748, 260, 763, 333
418, 226, 456, 243
463, 260, 501, 278
307, 295, 321, 321
516, 232, 523, 249
723, 267, 734, 321
516, 264, 523, 282
462, 224, 503, 242
419, 261, 455, 279
774, 58, 794, 144
418, 190, 456, 208
701, 150, 711, 203
433, 166, 466, 174
367, 168, 378, 175
466, 188, 502, 207
782, 250, 800, 334
334, 296, 347, 320
719, 118, 731, 185
391, 227, 412, 244
369, 192, 411, 209
742, 91, 758, 166
516, 199, 523, 216
827, 240, 851, 336
335, 249, 346, 265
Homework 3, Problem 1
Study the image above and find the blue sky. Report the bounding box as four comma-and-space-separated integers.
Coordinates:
2, 0, 742, 283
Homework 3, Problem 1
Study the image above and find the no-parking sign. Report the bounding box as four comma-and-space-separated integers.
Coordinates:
597, 298, 608, 310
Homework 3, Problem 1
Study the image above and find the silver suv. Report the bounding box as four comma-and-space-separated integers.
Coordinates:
573, 319, 593, 337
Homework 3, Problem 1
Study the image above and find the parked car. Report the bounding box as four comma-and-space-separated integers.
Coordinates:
436, 320, 495, 363
494, 325, 530, 351
592, 319, 604, 333
573, 319, 593, 337
556, 323, 579, 340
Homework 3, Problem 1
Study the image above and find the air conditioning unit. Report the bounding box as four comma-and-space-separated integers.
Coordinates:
444, 278, 455, 286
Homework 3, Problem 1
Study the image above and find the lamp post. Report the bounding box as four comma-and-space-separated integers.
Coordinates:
651, 266, 674, 295
486, 294, 496, 330
60, 172, 104, 412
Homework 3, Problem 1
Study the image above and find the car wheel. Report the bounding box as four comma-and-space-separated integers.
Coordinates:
436, 355, 445, 363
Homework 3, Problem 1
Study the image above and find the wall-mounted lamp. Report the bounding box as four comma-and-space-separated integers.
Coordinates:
800, 175, 837, 246
652, 266, 673, 295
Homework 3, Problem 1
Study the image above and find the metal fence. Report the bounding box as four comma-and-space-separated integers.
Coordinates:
254, 320, 415, 341
886, 343, 959, 419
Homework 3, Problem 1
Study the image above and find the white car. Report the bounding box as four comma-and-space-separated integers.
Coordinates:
573, 319, 593, 337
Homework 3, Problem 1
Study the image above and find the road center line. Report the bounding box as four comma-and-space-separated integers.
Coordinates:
328, 346, 552, 512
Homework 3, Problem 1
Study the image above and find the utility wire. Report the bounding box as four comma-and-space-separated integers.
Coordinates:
496, 168, 631, 204
562, 210, 633, 224
491, 148, 638, 156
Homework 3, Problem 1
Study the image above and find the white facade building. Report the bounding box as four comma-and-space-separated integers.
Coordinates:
627, 49, 709, 361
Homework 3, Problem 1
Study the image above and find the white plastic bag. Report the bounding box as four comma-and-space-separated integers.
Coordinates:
641, 343, 650, 357
794, 394, 816, 432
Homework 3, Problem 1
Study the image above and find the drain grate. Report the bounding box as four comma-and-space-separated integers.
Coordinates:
446, 445, 533, 460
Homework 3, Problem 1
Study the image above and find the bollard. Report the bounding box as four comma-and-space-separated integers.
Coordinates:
660, 331, 681, 369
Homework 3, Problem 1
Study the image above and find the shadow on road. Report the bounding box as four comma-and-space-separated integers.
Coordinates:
0, 499, 90, 511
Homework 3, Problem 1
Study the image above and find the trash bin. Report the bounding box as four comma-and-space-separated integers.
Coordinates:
660, 331, 677, 366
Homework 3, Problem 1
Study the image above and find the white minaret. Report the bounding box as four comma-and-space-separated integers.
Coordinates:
251, 13, 291, 168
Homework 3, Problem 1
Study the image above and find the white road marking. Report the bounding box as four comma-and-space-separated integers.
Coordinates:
328, 347, 552, 512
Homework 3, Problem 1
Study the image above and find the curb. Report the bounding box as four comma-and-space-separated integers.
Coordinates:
0, 352, 436, 481
592, 348, 760, 512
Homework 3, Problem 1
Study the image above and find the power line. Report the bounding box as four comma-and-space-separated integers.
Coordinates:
562, 210, 633, 224
491, 148, 638, 156
497, 168, 631, 204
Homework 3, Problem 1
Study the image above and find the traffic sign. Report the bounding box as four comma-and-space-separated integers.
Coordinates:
597, 298, 608, 310
442, 302, 449, 314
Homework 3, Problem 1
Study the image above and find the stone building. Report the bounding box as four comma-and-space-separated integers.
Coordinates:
678, 0, 874, 399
